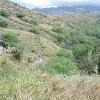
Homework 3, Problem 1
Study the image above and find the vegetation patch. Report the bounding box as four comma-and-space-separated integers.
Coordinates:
41, 49, 79, 75
29, 26, 40, 34
23, 17, 38, 25
52, 26, 66, 34
2, 32, 18, 46
13, 43, 24, 61
2, 32, 23, 61
16, 13, 25, 19
0, 19, 8, 27
0, 61, 45, 100
0, 10, 10, 17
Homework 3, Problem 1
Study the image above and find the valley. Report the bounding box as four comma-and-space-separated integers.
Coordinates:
0, 0, 100, 99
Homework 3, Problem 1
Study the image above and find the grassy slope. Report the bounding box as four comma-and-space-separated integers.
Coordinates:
0, 0, 100, 100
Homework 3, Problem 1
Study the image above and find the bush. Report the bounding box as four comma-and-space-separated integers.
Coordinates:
41, 49, 79, 75
54, 33, 66, 43
77, 34, 96, 44
30, 19, 38, 25
42, 56, 78, 75
2, 32, 18, 46
13, 42, 24, 61
72, 44, 88, 59
0, 10, 10, 17
16, 13, 25, 18
13, 49, 22, 61
56, 49, 74, 59
23, 17, 38, 25
2, 32, 23, 61
29, 27, 40, 34
0, 19, 8, 27
52, 27, 70, 44
52, 26, 66, 34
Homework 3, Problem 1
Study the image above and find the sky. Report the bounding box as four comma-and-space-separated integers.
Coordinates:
10, 0, 100, 8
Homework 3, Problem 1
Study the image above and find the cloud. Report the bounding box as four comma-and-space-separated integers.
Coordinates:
49, 0, 100, 6
10, 0, 100, 8
11, 0, 52, 8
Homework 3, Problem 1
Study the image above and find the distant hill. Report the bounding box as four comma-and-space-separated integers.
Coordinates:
34, 5, 100, 14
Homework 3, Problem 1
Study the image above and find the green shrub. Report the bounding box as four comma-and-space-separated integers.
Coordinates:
94, 33, 100, 39
0, 19, 8, 27
13, 43, 23, 61
13, 49, 22, 61
16, 13, 25, 18
30, 19, 38, 25
72, 44, 88, 59
54, 33, 66, 43
0, 10, 10, 17
2, 32, 23, 61
2, 32, 18, 46
52, 26, 66, 34
42, 56, 78, 75
23, 17, 38, 25
77, 34, 96, 44
56, 49, 74, 59
42, 49, 78, 75
52, 27, 70, 44
29, 27, 40, 34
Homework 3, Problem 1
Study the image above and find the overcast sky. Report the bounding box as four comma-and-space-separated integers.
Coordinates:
10, 0, 100, 8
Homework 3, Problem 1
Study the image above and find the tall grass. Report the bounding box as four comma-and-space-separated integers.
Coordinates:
0, 60, 99, 100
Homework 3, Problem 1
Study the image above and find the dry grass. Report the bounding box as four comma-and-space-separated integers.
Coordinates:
0, 62, 99, 100
38, 74, 100, 100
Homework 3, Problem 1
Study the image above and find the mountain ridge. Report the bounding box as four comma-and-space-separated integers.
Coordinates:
34, 5, 100, 14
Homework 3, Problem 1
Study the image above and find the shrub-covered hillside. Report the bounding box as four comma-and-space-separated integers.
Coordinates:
0, 0, 100, 100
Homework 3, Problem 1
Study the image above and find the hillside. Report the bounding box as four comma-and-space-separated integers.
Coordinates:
34, 5, 100, 14
0, 0, 100, 100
